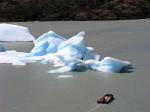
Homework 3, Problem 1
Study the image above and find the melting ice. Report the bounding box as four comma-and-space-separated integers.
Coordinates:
0, 24, 131, 73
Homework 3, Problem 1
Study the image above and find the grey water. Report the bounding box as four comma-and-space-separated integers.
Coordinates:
0, 19, 150, 112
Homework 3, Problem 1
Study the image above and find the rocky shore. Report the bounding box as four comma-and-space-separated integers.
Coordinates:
0, 0, 150, 21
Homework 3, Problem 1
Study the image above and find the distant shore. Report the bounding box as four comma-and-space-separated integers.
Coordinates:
0, 0, 150, 22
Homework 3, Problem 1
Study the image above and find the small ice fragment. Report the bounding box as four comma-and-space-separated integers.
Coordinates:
56, 75, 73, 79
48, 66, 72, 73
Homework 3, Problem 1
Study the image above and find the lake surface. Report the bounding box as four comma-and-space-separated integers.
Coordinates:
0, 19, 150, 112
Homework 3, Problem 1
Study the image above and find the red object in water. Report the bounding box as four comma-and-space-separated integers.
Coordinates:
97, 94, 114, 104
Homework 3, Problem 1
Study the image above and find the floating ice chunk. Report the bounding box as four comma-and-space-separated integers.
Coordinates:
56, 31, 86, 59
56, 75, 73, 79
0, 42, 5, 52
98, 57, 131, 73
0, 23, 34, 41
0, 30, 132, 74
86, 46, 94, 51
85, 57, 131, 73
0, 51, 29, 65
30, 31, 66, 56
48, 66, 72, 73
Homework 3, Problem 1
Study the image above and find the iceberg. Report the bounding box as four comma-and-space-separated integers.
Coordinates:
48, 56, 131, 73
0, 24, 35, 41
85, 57, 131, 73
0, 29, 132, 74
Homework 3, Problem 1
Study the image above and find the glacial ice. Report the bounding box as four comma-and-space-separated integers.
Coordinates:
0, 23, 35, 41
0, 25, 131, 73
30, 31, 66, 56
56, 31, 86, 59
85, 57, 131, 73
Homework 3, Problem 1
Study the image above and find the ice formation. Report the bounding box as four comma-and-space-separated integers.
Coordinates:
0, 26, 131, 73
85, 57, 131, 73
30, 31, 66, 56
0, 23, 34, 41
0, 51, 29, 65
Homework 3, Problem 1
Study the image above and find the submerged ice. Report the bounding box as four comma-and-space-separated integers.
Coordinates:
0, 24, 131, 73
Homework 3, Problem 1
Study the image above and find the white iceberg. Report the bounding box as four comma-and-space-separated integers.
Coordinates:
0, 24, 35, 41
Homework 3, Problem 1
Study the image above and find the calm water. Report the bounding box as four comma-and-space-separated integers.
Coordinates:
0, 20, 150, 112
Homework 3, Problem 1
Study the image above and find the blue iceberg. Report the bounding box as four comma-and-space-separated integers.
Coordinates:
8, 30, 131, 74
85, 57, 131, 73
29, 31, 131, 73
30, 31, 66, 56
48, 56, 131, 73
